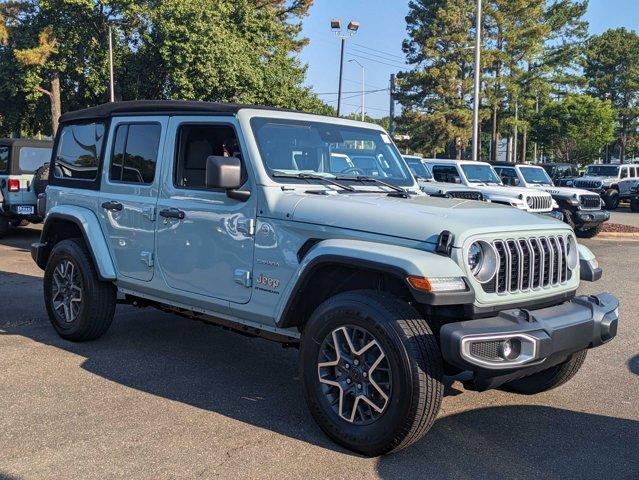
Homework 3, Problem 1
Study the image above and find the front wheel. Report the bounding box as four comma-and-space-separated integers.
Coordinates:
501, 350, 587, 395
602, 189, 619, 210
44, 238, 117, 341
300, 290, 443, 456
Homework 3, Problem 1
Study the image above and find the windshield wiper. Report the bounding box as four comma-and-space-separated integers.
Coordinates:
336, 175, 410, 195
272, 171, 355, 192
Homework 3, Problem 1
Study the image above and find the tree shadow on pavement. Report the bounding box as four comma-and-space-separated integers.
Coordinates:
0, 225, 41, 253
629, 354, 639, 376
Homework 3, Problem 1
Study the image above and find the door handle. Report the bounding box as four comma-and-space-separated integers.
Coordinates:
101, 201, 123, 212
159, 208, 185, 220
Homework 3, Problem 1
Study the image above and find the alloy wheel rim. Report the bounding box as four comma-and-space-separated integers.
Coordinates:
51, 259, 83, 323
317, 325, 392, 425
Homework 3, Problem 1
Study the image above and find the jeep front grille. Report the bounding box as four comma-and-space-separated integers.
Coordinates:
575, 180, 602, 190
448, 191, 483, 201
482, 235, 571, 294
527, 195, 552, 212
580, 194, 601, 210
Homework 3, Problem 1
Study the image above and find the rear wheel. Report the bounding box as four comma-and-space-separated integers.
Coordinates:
44, 238, 116, 341
631, 197, 639, 213
0, 216, 10, 238
501, 350, 587, 395
602, 189, 619, 210
32, 162, 50, 196
300, 290, 443, 456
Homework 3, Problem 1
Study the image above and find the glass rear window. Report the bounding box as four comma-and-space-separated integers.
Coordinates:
0, 146, 8, 173
250, 117, 413, 186
54, 122, 106, 181
18, 146, 52, 173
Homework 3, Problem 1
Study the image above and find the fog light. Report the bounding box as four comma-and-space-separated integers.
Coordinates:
499, 339, 521, 360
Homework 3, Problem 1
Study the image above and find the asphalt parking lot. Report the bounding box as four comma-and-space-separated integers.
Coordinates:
1, 225, 637, 480
610, 205, 639, 228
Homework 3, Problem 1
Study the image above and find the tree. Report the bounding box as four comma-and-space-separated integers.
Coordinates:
532, 94, 616, 163
584, 28, 639, 162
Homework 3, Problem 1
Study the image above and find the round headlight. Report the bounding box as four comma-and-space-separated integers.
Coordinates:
566, 235, 578, 270
526, 196, 534, 208
468, 243, 484, 274
467, 241, 498, 283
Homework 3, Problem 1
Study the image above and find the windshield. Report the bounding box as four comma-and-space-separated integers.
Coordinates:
404, 157, 433, 180
461, 164, 502, 184
585, 165, 619, 177
250, 117, 414, 186
520, 166, 553, 185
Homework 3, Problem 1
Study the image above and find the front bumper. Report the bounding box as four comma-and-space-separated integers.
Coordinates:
440, 293, 618, 377
573, 209, 609, 227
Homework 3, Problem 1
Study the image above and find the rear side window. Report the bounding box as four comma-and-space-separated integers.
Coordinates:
0, 146, 8, 173
432, 165, 460, 183
109, 123, 161, 184
54, 122, 106, 181
18, 147, 52, 173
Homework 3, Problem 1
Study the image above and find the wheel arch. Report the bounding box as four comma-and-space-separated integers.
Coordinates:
35, 206, 116, 281
276, 239, 472, 329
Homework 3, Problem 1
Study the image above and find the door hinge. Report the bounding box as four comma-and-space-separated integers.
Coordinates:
234, 269, 252, 288
140, 251, 154, 267
143, 206, 156, 222
236, 218, 255, 236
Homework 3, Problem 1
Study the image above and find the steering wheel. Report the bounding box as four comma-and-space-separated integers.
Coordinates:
340, 167, 366, 176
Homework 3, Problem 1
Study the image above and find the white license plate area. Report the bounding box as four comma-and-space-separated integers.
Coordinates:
17, 206, 35, 215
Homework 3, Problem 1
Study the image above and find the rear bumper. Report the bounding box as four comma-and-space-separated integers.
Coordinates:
440, 293, 618, 376
1, 203, 42, 222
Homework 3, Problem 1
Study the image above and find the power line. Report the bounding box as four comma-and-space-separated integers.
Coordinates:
342, 102, 389, 113
343, 78, 386, 90
350, 46, 407, 64
351, 42, 406, 60
347, 53, 406, 70
316, 87, 388, 96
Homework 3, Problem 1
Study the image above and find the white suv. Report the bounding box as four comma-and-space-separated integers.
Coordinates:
425, 159, 561, 218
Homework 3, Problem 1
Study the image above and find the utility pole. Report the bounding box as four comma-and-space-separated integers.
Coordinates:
348, 59, 365, 121
389, 73, 396, 137
331, 19, 359, 117
471, 0, 482, 161
108, 25, 115, 102
513, 99, 518, 163
533, 96, 539, 163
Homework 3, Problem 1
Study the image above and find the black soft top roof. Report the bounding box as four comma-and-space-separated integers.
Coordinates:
59, 100, 295, 123
0, 138, 53, 148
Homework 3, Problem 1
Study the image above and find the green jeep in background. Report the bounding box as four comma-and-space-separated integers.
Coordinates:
0, 138, 53, 237
31, 101, 619, 456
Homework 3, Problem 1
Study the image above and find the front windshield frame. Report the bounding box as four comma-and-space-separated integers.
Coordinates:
520, 166, 553, 185
585, 165, 620, 177
249, 117, 415, 187
460, 164, 502, 185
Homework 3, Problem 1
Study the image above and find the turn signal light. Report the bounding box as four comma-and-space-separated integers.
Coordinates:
407, 276, 467, 292
407, 276, 432, 292
8, 179, 20, 192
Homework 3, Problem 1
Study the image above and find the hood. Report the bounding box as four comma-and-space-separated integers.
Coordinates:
469, 184, 551, 199
285, 193, 568, 247
531, 184, 596, 199
418, 180, 480, 193
575, 176, 614, 184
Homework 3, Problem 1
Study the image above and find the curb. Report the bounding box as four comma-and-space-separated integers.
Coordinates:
597, 231, 639, 240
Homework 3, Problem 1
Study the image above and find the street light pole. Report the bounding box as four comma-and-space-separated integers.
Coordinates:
349, 59, 365, 121
108, 25, 115, 102
331, 19, 359, 117
471, 0, 482, 161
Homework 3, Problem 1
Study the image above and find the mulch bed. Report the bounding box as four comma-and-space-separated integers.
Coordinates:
601, 222, 639, 233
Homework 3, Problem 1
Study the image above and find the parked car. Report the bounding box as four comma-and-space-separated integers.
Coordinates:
539, 162, 580, 187
0, 138, 53, 237
403, 155, 485, 201
491, 162, 609, 238
32, 101, 619, 456
568, 164, 639, 209
424, 158, 562, 219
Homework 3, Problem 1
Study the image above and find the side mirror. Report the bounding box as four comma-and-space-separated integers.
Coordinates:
205, 156, 250, 201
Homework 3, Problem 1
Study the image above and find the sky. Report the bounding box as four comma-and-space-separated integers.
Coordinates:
298, 0, 639, 118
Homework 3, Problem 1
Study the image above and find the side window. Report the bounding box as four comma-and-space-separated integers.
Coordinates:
174, 124, 243, 189
0, 146, 8, 173
432, 165, 460, 183
109, 123, 161, 185
620, 167, 628, 179
631, 166, 637, 178
54, 122, 106, 181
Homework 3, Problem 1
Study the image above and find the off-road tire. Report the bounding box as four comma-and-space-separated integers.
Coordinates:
631, 197, 639, 213
562, 209, 575, 231
0, 216, 10, 238
44, 238, 116, 341
501, 349, 587, 395
32, 162, 50, 196
602, 189, 619, 210
576, 223, 604, 238
300, 290, 444, 456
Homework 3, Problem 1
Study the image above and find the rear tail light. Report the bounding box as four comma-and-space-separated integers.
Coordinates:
8, 179, 20, 192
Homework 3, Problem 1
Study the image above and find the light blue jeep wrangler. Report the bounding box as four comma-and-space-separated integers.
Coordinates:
32, 101, 619, 456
